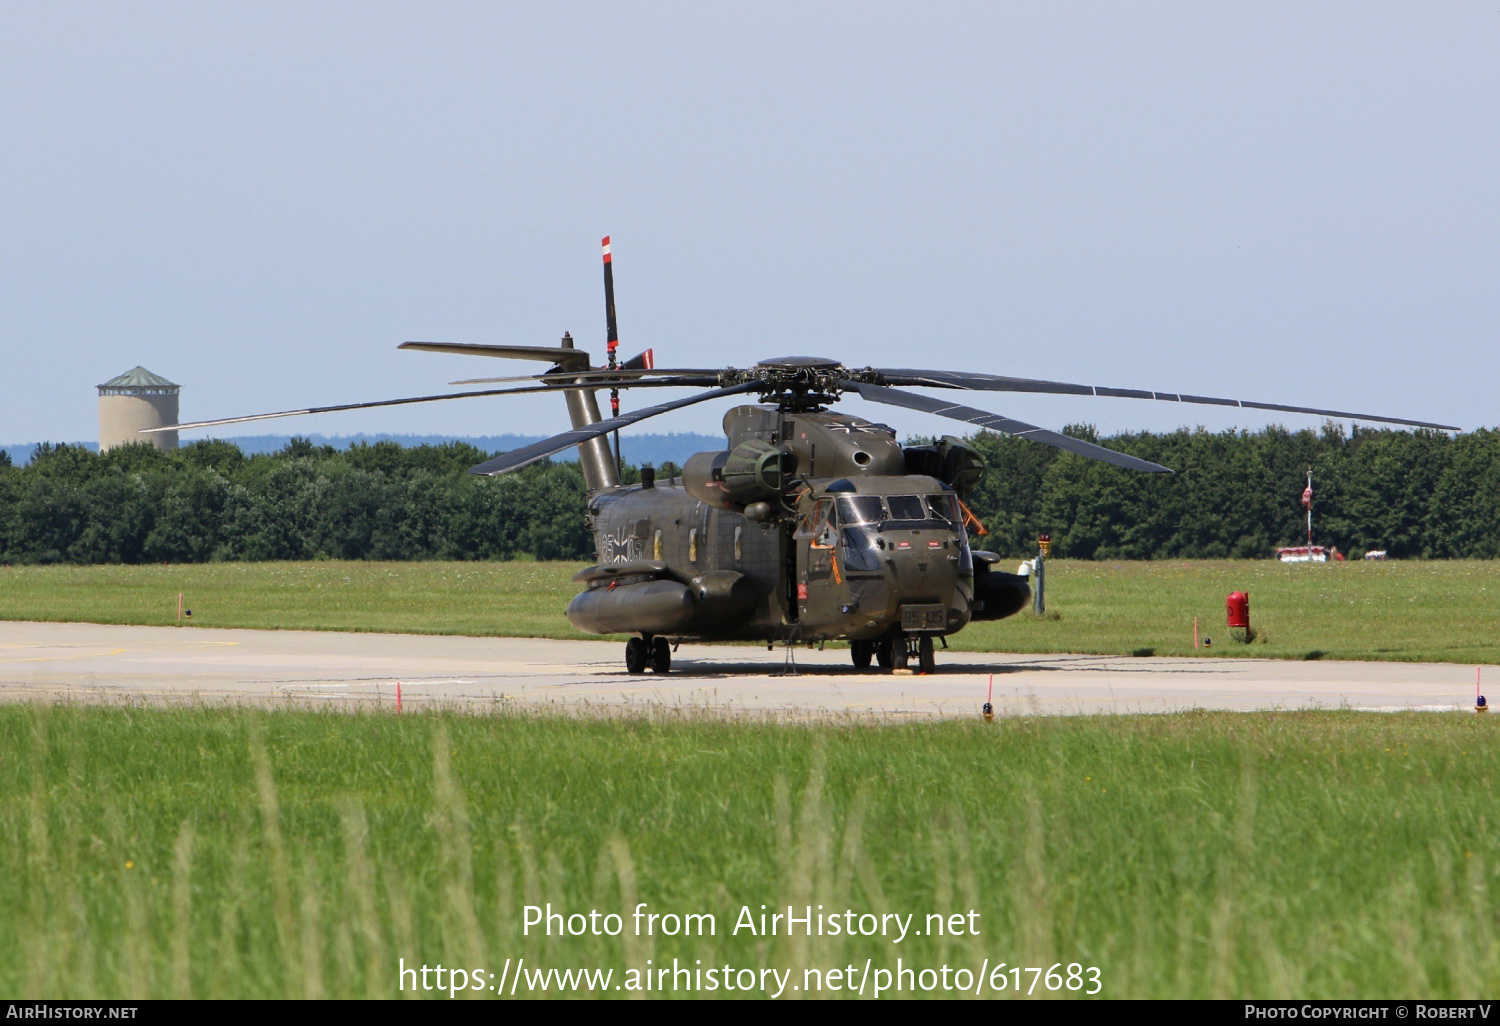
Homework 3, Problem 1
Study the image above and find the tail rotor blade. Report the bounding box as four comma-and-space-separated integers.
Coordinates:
602, 236, 619, 357
602, 236, 623, 466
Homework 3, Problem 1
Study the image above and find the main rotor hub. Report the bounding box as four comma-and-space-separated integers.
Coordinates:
730, 356, 851, 411
754, 356, 842, 370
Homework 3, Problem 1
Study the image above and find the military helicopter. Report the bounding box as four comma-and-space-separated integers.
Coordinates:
156, 239, 1457, 675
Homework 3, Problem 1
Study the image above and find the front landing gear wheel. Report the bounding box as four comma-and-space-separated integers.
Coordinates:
917, 635, 935, 675
850, 640, 874, 670
625, 637, 647, 674
650, 636, 672, 673
875, 638, 895, 669
891, 635, 910, 671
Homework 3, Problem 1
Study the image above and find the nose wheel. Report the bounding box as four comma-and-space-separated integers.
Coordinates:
875, 634, 936, 674
916, 635, 935, 675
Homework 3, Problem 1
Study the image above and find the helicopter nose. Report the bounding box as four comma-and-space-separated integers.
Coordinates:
882, 531, 961, 601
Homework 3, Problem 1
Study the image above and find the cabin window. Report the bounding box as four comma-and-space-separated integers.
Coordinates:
654, 529, 662, 561
689, 527, 698, 562
734, 525, 743, 561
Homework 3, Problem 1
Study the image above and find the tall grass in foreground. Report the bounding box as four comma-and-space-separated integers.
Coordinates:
2, 706, 1498, 999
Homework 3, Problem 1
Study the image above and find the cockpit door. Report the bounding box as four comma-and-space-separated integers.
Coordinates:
795, 498, 846, 622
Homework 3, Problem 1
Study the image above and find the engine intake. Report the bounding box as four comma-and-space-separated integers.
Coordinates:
683, 440, 796, 510
903, 435, 985, 494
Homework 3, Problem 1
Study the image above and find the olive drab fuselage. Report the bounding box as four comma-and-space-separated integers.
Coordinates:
566, 404, 1031, 643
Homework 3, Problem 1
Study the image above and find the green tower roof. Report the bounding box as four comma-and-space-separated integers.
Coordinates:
97, 366, 180, 391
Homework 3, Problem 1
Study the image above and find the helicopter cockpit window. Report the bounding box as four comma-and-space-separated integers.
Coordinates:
836, 495, 885, 525
840, 527, 882, 573
807, 499, 836, 548
886, 495, 927, 522
834, 495, 883, 573
926, 494, 961, 526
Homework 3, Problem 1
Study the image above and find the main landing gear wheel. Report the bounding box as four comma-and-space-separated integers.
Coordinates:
625, 637, 647, 674
917, 635, 936, 675
875, 638, 895, 669
891, 636, 910, 671
650, 636, 672, 673
850, 640, 874, 670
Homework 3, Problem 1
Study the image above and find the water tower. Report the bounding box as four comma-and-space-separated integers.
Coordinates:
98, 367, 180, 452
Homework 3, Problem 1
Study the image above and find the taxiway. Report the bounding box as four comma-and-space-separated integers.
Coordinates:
0, 621, 1487, 718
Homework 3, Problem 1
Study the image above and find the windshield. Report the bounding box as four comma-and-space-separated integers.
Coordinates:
886, 495, 926, 521
839, 527, 882, 573
926, 494, 961, 527
837, 493, 967, 530
836, 495, 886, 525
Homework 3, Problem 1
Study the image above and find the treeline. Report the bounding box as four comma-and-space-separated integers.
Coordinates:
967, 424, 1500, 559
0, 425, 1497, 564
0, 439, 596, 564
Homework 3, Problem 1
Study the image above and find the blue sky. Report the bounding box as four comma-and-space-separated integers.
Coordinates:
3, 3, 1495, 446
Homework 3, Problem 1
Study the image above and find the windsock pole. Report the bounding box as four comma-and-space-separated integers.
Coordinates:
1306, 469, 1313, 548
602, 236, 622, 473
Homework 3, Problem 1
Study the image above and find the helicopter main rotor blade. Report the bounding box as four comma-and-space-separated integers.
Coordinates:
448, 368, 722, 386
468, 382, 761, 476
143, 379, 723, 435
843, 381, 1173, 474
399, 341, 592, 368
875, 369, 1459, 432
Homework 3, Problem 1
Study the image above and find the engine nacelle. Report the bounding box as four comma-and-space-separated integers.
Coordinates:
683, 440, 796, 511
903, 435, 985, 495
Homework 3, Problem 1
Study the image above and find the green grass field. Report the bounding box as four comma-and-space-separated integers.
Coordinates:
5, 705, 1498, 999
2, 559, 1498, 664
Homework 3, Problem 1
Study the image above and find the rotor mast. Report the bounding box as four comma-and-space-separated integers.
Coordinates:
557, 332, 621, 493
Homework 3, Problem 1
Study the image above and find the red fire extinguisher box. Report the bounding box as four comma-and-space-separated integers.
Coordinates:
1227, 591, 1250, 629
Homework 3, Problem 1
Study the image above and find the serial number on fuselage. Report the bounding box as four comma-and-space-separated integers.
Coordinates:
900, 604, 947, 632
